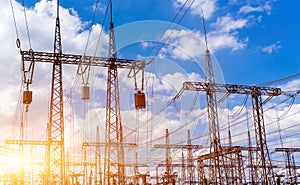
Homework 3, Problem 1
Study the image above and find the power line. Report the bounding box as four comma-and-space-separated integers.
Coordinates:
9, 0, 20, 48
259, 73, 300, 87
21, 0, 32, 49
146, 0, 196, 58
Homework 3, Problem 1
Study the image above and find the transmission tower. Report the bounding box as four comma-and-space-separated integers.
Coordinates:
103, 0, 125, 184
202, 13, 227, 184
153, 129, 201, 184
95, 126, 102, 185
174, 82, 282, 184
45, 0, 65, 184
187, 129, 194, 184
19, 0, 145, 183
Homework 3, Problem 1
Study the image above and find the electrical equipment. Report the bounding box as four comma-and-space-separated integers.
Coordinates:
81, 85, 90, 100
23, 90, 32, 104
134, 91, 146, 110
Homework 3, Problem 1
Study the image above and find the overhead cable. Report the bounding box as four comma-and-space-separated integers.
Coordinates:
259, 73, 300, 86
21, 0, 32, 49
9, 0, 20, 48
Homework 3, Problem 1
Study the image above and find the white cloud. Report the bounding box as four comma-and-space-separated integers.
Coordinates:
279, 79, 300, 91
158, 13, 249, 59
262, 41, 281, 54
173, 0, 217, 19
161, 28, 247, 58
205, 14, 249, 51
92, 2, 107, 15
1, 0, 299, 180
239, 5, 264, 14
161, 29, 205, 60
213, 14, 248, 33
239, 2, 272, 15
162, 72, 204, 91
208, 32, 248, 52
0, 0, 109, 142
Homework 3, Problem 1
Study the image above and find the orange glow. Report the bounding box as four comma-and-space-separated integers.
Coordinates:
0, 155, 23, 172
0, 149, 44, 173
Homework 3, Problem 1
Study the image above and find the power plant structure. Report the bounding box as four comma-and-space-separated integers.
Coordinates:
1, 0, 300, 185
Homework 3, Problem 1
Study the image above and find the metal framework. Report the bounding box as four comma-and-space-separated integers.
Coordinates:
44, 1, 65, 183
21, 24, 143, 185
4, 139, 49, 184
153, 129, 201, 185
20, 0, 144, 182
275, 147, 300, 184
95, 126, 102, 185
187, 129, 195, 185
82, 141, 136, 184
106, 1, 121, 184
174, 82, 281, 184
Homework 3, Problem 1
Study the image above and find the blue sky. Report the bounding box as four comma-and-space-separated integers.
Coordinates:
9, 0, 300, 85
65, 0, 300, 85
1, 0, 300, 177
105, 1, 293, 85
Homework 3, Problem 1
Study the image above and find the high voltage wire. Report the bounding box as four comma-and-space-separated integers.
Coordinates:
190, 92, 300, 148
165, 74, 300, 150
145, 0, 195, 58
68, 0, 110, 118
59, 0, 197, 144
141, 108, 208, 146
224, 108, 300, 147
9, 0, 34, 143
9, 0, 20, 46
144, 0, 195, 124
10, 0, 32, 49
82, 0, 101, 56
259, 73, 300, 87
218, 92, 298, 133
125, 0, 196, 141
138, 89, 299, 147
21, 0, 32, 49
10, 0, 300, 174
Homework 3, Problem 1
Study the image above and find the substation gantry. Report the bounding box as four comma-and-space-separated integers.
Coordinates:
153, 129, 202, 185
274, 147, 300, 184
173, 82, 283, 184
20, 0, 146, 184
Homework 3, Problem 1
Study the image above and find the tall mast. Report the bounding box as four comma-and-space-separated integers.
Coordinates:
45, 0, 65, 184
201, 12, 227, 184
103, 0, 125, 184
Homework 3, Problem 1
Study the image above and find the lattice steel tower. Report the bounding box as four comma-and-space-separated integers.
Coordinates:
103, 0, 125, 184
45, 0, 65, 184
202, 15, 227, 184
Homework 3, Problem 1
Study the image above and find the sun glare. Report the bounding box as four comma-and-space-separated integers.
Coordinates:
0, 155, 24, 172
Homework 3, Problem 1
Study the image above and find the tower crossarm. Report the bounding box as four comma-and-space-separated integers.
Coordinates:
21, 50, 145, 69
274, 148, 300, 153
5, 139, 60, 145
82, 142, 136, 148
157, 163, 187, 168
153, 144, 202, 150
174, 82, 282, 99
66, 161, 96, 166
196, 146, 259, 161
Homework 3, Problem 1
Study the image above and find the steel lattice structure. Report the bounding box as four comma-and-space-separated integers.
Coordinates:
174, 81, 282, 184
20, 1, 145, 183
45, 2, 65, 183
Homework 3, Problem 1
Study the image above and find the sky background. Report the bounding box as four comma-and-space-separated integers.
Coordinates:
0, 0, 300, 177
